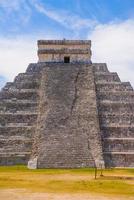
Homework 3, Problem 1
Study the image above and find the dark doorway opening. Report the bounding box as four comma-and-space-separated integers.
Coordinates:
64, 56, 70, 63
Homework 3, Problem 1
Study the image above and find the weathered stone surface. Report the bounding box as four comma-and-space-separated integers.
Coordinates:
0, 40, 133, 168
38, 39, 91, 63
29, 64, 104, 168
94, 64, 134, 167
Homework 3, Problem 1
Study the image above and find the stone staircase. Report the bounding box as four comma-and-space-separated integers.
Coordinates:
0, 68, 41, 165
30, 63, 104, 168
93, 63, 134, 167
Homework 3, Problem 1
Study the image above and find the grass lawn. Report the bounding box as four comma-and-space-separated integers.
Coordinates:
0, 166, 134, 200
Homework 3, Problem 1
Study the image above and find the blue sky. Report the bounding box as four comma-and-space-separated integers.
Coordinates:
1, 0, 134, 37
0, 0, 134, 86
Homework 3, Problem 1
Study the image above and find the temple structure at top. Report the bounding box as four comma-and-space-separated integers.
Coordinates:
38, 39, 92, 63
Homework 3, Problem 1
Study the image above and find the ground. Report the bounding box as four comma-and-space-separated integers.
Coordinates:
0, 166, 134, 200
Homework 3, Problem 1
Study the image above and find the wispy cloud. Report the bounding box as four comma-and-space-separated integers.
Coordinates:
0, 0, 98, 35
0, 0, 21, 11
31, 0, 97, 30
0, 0, 32, 25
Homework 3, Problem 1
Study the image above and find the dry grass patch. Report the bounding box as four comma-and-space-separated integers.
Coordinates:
0, 166, 133, 197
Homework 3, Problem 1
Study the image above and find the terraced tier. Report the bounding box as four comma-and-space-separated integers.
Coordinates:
96, 82, 133, 92
94, 63, 134, 167
0, 100, 38, 112
0, 61, 134, 168
0, 152, 30, 165
0, 67, 41, 165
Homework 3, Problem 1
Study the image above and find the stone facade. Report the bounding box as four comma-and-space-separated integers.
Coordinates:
38, 40, 91, 63
0, 40, 133, 168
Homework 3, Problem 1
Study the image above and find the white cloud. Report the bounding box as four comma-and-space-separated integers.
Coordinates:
0, 37, 37, 81
90, 19, 134, 87
0, 18, 134, 90
0, 32, 63, 85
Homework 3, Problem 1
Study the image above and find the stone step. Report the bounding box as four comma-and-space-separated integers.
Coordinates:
103, 137, 134, 140
0, 89, 39, 100
0, 126, 34, 137
99, 100, 134, 104
0, 139, 32, 152
0, 101, 38, 112
14, 81, 40, 89
92, 63, 109, 72
104, 151, 134, 155
101, 124, 134, 128
0, 152, 30, 165
0, 99, 37, 104
0, 110, 38, 115
96, 82, 133, 91
27, 62, 79, 73
0, 137, 32, 141
103, 140, 134, 151
99, 113, 134, 125
0, 143, 32, 151
0, 99, 38, 112
101, 126, 134, 138
14, 72, 41, 82
96, 81, 131, 86
98, 103, 134, 113
100, 101, 134, 105
0, 152, 30, 156
25, 63, 41, 73
104, 153, 134, 167
0, 107, 37, 113
0, 113, 37, 124
2, 72, 41, 90
95, 72, 120, 82
0, 147, 32, 153
2, 88, 37, 93
0, 111, 38, 115
38, 156, 95, 168
98, 91, 134, 95
26, 63, 43, 73
0, 123, 36, 127
98, 91, 134, 101
2, 82, 14, 90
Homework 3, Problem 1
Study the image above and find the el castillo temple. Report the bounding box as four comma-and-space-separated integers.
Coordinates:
0, 39, 134, 169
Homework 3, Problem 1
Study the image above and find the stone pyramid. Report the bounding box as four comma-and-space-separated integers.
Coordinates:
0, 40, 133, 168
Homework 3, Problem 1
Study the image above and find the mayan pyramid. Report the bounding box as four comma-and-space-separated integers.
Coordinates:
0, 40, 133, 168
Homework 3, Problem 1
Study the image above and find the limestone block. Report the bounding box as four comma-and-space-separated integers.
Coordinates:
27, 157, 38, 169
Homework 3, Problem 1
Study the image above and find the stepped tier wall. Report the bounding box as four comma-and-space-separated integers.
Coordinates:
0, 40, 133, 168
0, 62, 133, 168
93, 63, 134, 167
0, 69, 41, 165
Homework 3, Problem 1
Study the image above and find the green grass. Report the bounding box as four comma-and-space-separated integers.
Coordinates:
0, 166, 133, 196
